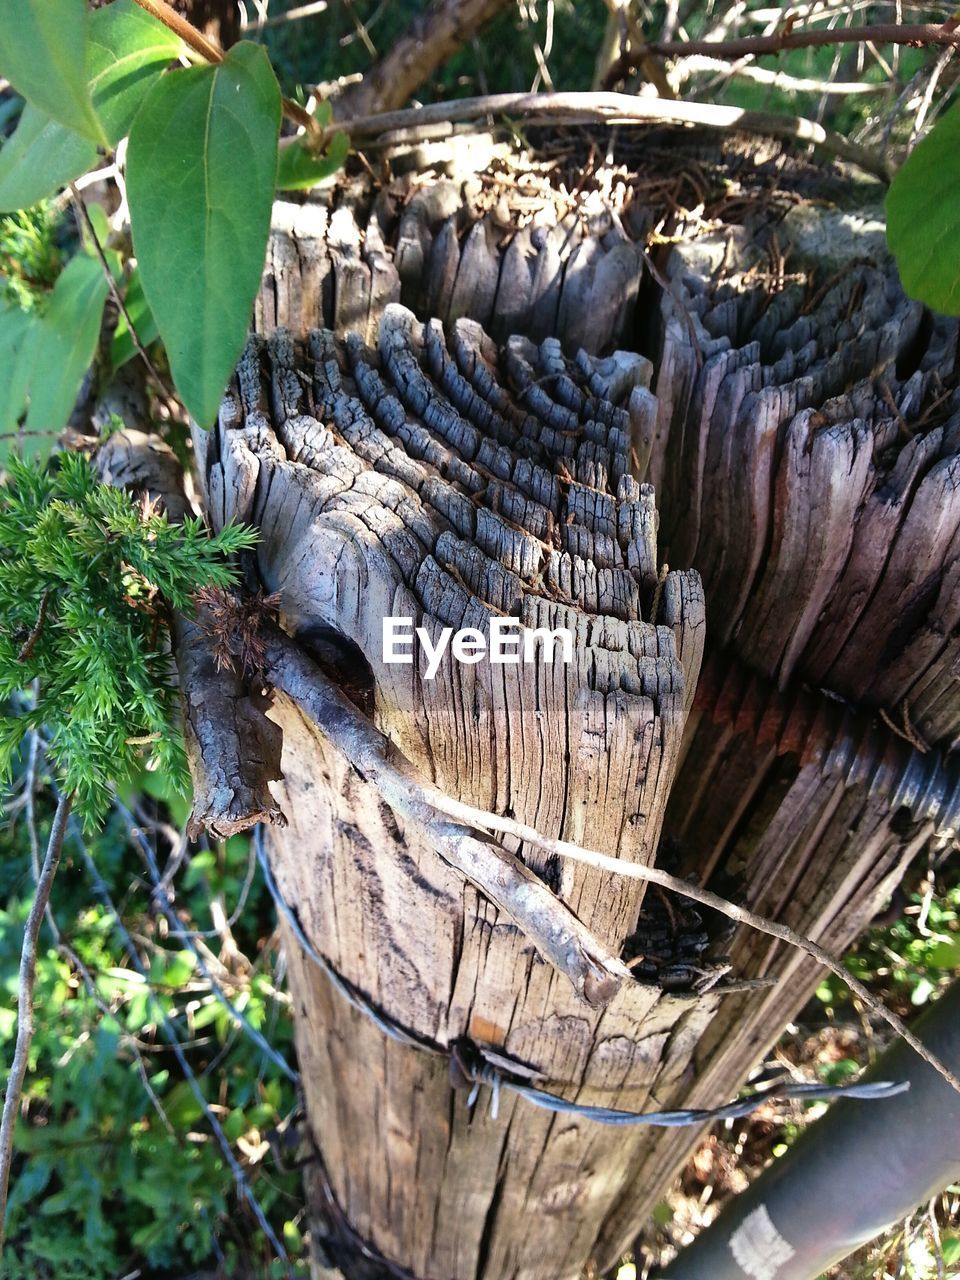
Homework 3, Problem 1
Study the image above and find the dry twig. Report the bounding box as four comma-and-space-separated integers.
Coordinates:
334, 90, 887, 176
0, 790, 73, 1249
603, 21, 960, 89
254, 624, 960, 1096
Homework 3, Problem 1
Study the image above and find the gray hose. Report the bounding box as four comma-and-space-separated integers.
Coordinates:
658, 979, 960, 1280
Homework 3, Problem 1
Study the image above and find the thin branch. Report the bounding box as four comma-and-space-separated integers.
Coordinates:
69, 184, 164, 391
414, 784, 960, 1099
333, 0, 513, 118
255, 625, 960, 1096
60, 794, 293, 1276
24, 754, 175, 1135
673, 53, 885, 94
0, 789, 73, 1250
333, 90, 887, 177
258, 624, 632, 1008
129, 0, 320, 139
112, 793, 298, 1083
604, 21, 960, 87
241, 0, 329, 30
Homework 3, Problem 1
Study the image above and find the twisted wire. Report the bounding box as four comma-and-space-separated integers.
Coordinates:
256, 828, 909, 1127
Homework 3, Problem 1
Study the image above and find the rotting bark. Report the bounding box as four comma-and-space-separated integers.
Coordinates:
185, 130, 960, 1278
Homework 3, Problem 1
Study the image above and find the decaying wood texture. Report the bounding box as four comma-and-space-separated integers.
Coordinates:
185, 130, 960, 1277
195, 296, 717, 1279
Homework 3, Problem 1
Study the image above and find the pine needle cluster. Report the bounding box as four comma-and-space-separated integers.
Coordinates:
0, 204, 63, 312
0, 453, 257, 826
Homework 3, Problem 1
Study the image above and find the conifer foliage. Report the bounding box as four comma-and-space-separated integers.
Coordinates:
0, 453, 255, 824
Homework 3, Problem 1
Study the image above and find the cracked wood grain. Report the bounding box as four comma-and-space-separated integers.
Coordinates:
198, 297, 709, 1280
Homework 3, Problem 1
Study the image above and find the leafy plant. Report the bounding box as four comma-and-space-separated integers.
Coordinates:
887, 100, 960, 316
0, 0, 349, 438
0, 205, 63, 312
126, 40, 282, 427
0, 452, 256, 826
0, 789, 304, 1279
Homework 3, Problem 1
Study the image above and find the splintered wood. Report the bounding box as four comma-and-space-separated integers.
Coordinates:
192, 134, 960, 1280
198, 301, 717, 1280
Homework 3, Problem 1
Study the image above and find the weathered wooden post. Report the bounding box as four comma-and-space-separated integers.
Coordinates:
183, 127, 959, 1278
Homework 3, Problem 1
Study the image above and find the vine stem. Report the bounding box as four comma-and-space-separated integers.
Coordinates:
0, 789, 73, 1251
68, 182, 164, 389
129, 0, 321, 140
604, 21, 960, 88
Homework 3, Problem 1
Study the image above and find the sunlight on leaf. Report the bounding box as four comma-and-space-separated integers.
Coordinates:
887, 102, 960, 316
0, 0, 104, 144
0, 107, 97, 214
87, 0, 185, 148
276, 130, 349, 191
126, 42, 282, 427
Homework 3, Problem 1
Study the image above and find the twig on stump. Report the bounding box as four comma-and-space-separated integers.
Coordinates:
0, 789, 73, 1249
335, 90, 887, 177
254, 622, 960, 1095
259, 621, 631, 1008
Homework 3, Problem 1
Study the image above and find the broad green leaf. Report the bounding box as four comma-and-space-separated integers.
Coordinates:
887, 103, 960, 315
22, 254, 110, 435
0, 2, 183, 214
0, 106, 97, 213
87, 0, 184, 147
0, 0, 104, 144
111, 267, 159, 371
927, 936, 960, 969
0, 305, 37, 436
277, 130, 349, 191
126, 42, 282, 426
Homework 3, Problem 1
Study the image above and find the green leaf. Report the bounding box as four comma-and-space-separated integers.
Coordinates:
87, 0, 184, 147
21, 254, 110, 436
111, 267, 159, 372
887, 103, 960, 315
0, 2, 183, 214
0, 0, 104, 144
0, 106, 97, 213
0, 305, 37, 440
927, 936, 960, 969
126, 42, 281, 427
276, 130, 349, 192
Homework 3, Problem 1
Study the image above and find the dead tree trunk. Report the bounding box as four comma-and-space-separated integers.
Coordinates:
187, 130, 960, 1278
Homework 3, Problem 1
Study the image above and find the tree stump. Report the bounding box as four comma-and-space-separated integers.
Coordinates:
190, 129, 960, 1278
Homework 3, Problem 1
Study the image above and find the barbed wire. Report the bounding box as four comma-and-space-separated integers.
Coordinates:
255, 827, 909, 1129
52, 783, 295, 1277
